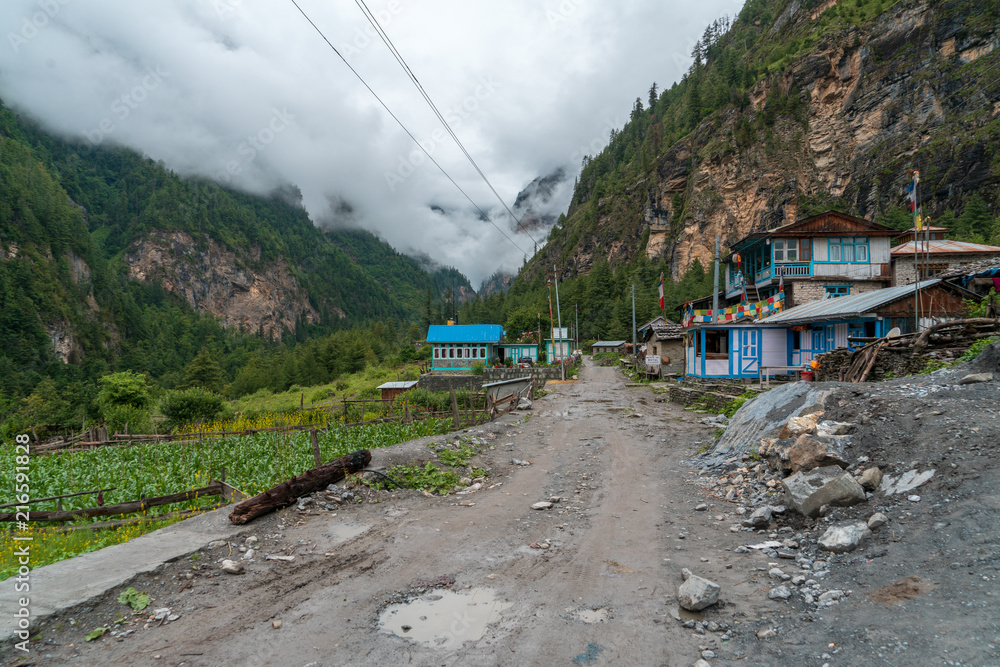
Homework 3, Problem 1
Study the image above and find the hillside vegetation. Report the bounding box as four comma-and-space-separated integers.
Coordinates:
526, 0, 1000, 285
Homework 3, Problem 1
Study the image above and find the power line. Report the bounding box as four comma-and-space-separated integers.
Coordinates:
287, 0, 528, 255
352, 0, 541, 246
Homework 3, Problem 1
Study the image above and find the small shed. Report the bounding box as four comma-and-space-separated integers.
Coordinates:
546, 337, 574, 362
592, 340, 627, 355
377, 381, 418, 402
641, 319, 685, 375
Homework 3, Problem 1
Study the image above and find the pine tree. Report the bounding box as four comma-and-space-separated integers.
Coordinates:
180, 348, 225, 393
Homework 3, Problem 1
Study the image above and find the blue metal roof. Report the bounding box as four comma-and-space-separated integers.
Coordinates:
762, 280, 942, 325
426, 324, 504, 343
592, 340, 627, 347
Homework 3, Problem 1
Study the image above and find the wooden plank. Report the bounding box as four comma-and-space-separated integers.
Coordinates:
310, 428, 322, 468
0, 487, 116, 509
0, 483, 223, 522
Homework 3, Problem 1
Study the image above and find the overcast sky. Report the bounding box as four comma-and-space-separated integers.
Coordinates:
1, 0, 738, 285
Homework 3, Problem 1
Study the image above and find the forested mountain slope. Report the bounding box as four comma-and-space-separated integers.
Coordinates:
527, 0, 1000, 283
0, 99, 470, 401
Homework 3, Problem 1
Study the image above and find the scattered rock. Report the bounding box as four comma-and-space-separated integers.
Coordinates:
220, 560, 244, 574
781, 413, 824, 439
531, 502, 553, 510
857, 467, 883, 491
908, 494, 921, 502
695, 503, 709, 511
958, 372, 993, 385
677, 573, 721, 611
272, 620, 282, 629
787, 435, 850, 473
512, 458, 531, 467
549, 496, 562, 504
768, 585, 792, 600
816, 420, 853, 436
742, 506, 772, 528
880, 469, 935, 496
244, 536, 258, 547
241, 549, 255, 561
817, 522, 871, 554
867, 512, 889, 530
516, 397, 533, 410
782, 466, 867, 517
757, 628, 778, 639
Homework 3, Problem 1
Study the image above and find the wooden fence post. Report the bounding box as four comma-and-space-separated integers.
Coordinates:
450, 387, 460, 430
310, 428, 322, 467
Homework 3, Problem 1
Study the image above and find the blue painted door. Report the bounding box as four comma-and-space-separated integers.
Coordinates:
811, 330, 825, 353
739, 329, 760, 376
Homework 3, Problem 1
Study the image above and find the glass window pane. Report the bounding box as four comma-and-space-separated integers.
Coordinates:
830, 244, 841, 261
787, 247, 797, 262
857, 245, 868, 261
843, 244, 855, 262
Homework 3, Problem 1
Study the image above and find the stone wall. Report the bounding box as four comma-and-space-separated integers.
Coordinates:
417, 367, 564, 393
660, 384, 740, 412
417, 374, 483, 392
789, 279, 885, 306
892, 253, 1000, 287
483, 367, 562, 384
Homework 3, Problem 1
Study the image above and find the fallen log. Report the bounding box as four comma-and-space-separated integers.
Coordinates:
228, 450, 371, 525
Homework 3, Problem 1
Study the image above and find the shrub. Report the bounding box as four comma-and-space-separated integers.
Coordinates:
160, 388, 227, 431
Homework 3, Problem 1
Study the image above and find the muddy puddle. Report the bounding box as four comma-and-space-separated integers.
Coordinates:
378, 588, 512, 649
318, 523, 369, 548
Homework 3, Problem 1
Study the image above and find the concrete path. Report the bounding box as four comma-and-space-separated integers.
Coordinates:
1, 507, 246, 644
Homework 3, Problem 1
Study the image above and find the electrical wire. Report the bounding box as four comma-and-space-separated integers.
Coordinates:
352, 0, 541, 246
287, 0, 528, 255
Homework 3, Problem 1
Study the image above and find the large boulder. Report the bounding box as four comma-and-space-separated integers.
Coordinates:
779, 412, 824, 439
782, 466, 867, 517
786, 434, 850, 473
678, 573, 721, 611
817, 522, 872, 553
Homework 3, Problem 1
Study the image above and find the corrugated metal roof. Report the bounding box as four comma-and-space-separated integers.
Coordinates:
377, 381, 418, 390
592, 340, 627, 347
426, 324, 504, 343
891, 240, 1000, 255
762, 280, 942, 325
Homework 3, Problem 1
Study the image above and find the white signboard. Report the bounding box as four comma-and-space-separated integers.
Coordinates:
553, 327, 569, 339
645, 355, 661, 366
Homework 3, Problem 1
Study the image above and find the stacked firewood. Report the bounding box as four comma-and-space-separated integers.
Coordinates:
837, 317, 1000, 383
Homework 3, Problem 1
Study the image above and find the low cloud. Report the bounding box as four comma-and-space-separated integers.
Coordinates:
0, 0, 734, 284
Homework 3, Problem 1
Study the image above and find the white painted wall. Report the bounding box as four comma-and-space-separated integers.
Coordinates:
762, 329, 788, 367
705, 359, 729, 376
813, 238, 828, 262
835, 323, 849, 349
870, 237, 891, 263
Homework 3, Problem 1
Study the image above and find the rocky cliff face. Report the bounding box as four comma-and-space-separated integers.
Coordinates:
540, 0, 1000, 281
125, 232, 328, 339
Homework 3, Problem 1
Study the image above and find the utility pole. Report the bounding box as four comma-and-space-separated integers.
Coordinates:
575, 304, 579, 353
546, 279, 554, 364
631, 284, 637, 362
553, 265, 564, 380
712, 235, 721, 324
911, 170, 921, 333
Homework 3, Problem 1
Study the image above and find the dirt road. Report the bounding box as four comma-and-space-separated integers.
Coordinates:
12, 358, 999, 665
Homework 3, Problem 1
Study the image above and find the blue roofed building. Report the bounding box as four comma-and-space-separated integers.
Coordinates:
427, 324, 505, 372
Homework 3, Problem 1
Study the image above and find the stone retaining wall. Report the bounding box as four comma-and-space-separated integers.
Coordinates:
660, 384, 740, 412
417, 374, 483, 392
483, 367, 562, 384
815, 347, 960, 381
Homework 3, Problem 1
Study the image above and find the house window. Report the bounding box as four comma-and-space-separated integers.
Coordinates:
465, 347, 471, 359
705, 331, 729, 359
434, 347, 440, 359
449, 347, 455, 359
774, 239, 799, 262
920, 263, 948, 279
828, 237, 869, 263
824, 285, 851, 298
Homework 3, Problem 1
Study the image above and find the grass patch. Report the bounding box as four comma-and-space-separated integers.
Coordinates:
385, 462, 462, 495
0, 518, 184, 581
